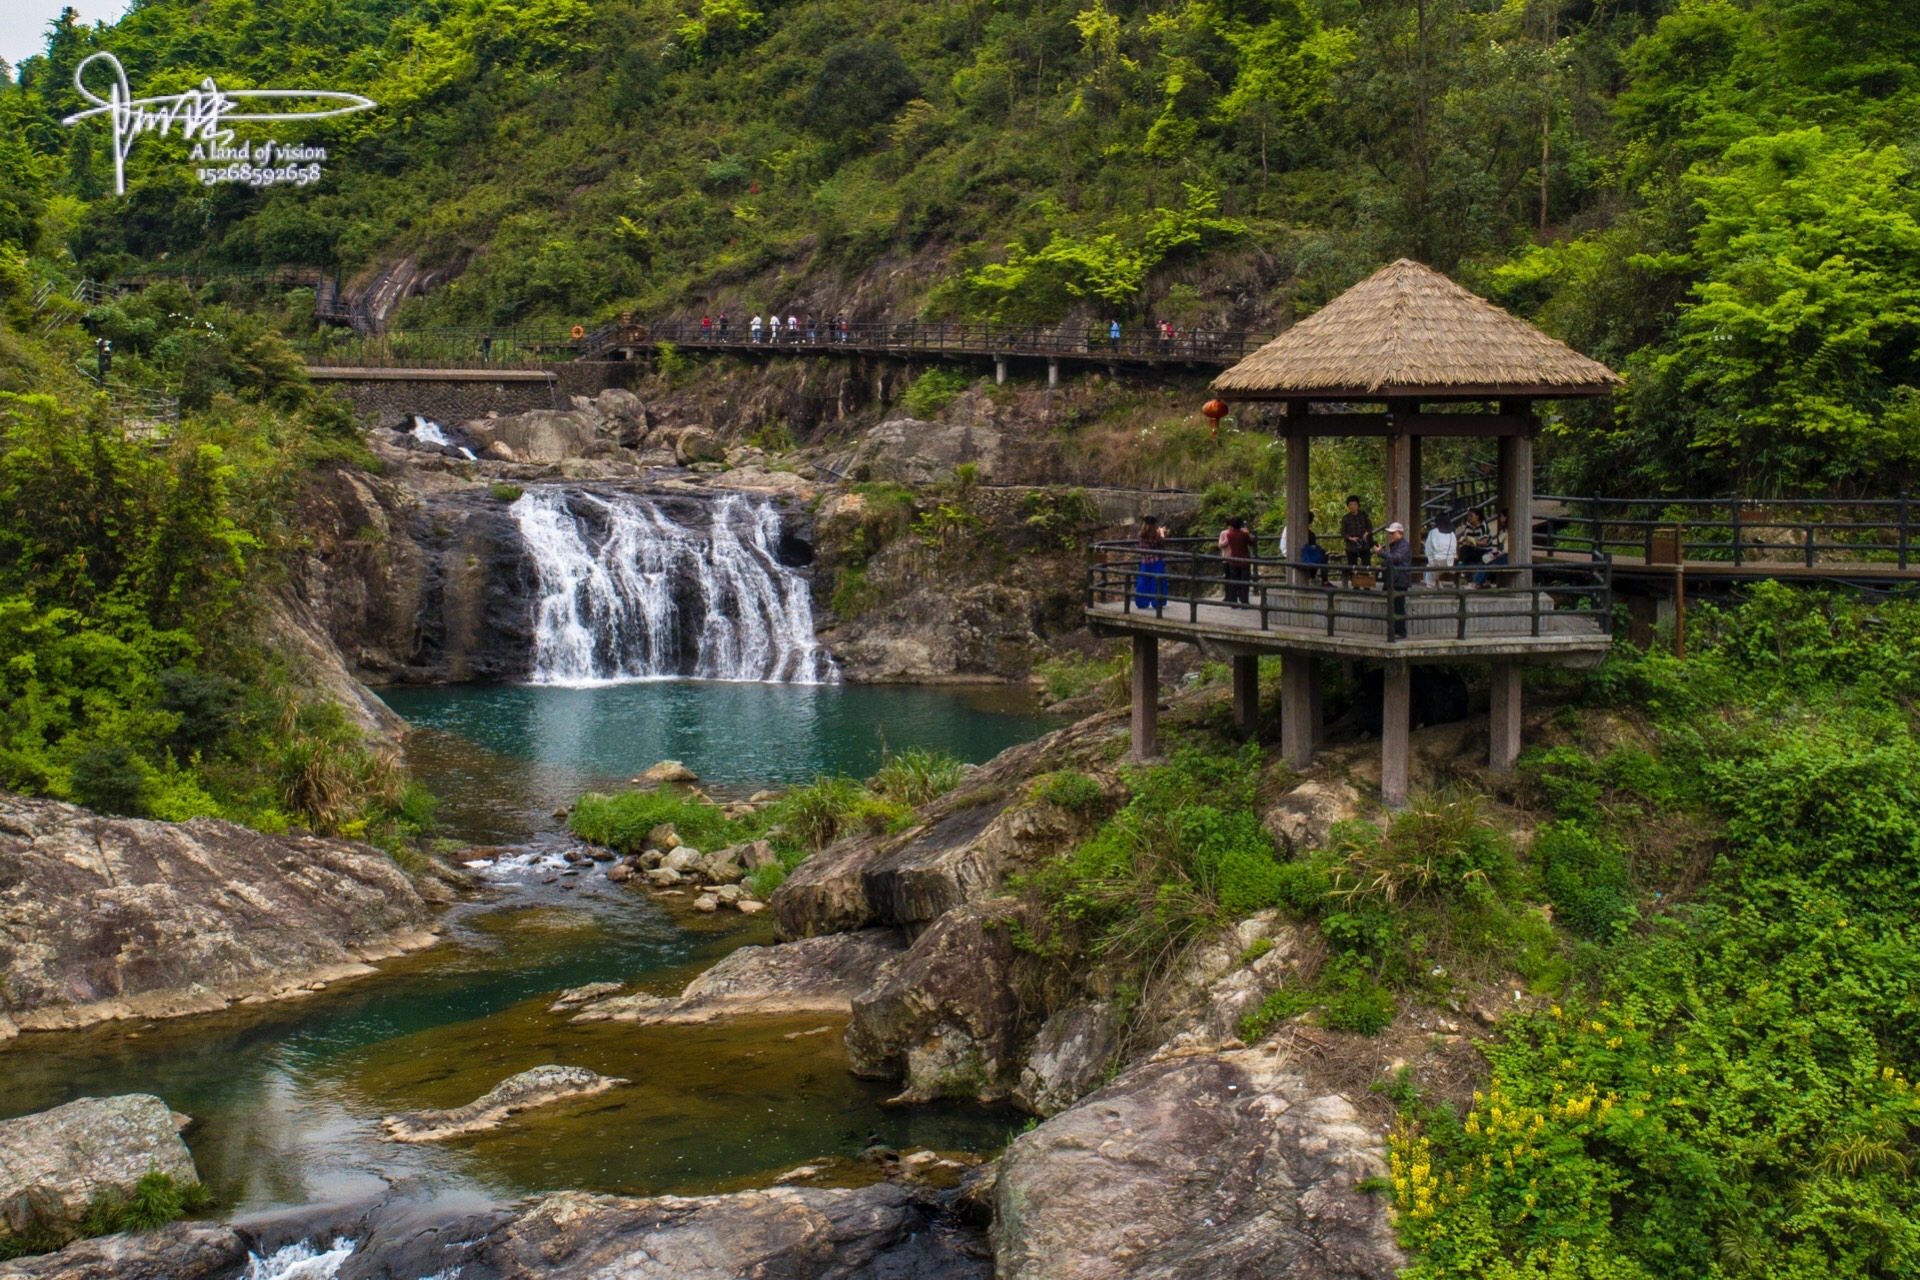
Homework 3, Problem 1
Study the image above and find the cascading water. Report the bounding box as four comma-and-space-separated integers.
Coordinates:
511, 487, 836, 685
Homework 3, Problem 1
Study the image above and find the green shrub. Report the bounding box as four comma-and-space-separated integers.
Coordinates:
1330, 790, 1516, 906
900, 366, 973, 418
490, 482, 524, 503
1534, 821, 1634, 939
764, 776, 868, 851
1035, 769, 1105, 813
69, 743, 149, 817
1034, 651, 1130, 706
870, 746, 966, 807
570, 789, 748, 854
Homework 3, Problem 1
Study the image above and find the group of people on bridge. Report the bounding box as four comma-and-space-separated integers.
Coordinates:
696, 313, 852, 344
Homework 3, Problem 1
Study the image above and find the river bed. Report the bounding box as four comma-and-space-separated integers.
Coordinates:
1, 682, 1061, 1216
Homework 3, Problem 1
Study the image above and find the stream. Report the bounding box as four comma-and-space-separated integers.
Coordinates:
1, 682, 1063, 1217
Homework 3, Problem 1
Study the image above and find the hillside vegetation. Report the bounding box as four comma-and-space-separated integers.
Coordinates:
2, 0, 1917, 493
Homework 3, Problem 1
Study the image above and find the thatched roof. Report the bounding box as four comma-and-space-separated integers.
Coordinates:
1211, 259, 1621, 401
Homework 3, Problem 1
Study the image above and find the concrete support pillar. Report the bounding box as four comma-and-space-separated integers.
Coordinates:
1231, 654, 1260, 741
1382, 660, 1411, 807
1130, 634, 1160, 761
1489, 662, 1523, 771
1048, 359, 1059, 388
1281, 652, 1316, 768
995, 357, 1007, 385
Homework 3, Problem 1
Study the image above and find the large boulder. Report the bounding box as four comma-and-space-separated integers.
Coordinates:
0, 1096, 199, 1242
1263, 778, 1362, 854
0, 795, 435, 1036
0, 1223, 246, 1280
1146, 912, 1308, 1058
846, 902, 1023, 1102
847, 416, 1005, 485
470, 409, 600, 464
346, 1184, 988, 1280
992, 1049, 1405, 1280
1014, 1002, 1119, 1118
571, 930, 906, 1025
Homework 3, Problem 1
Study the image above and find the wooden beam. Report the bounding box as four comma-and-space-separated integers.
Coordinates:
1275, 414, 1536, 438
1131, 634, 1160, 761
1382, 660, 1411, 807
1285, 418, 1309, 586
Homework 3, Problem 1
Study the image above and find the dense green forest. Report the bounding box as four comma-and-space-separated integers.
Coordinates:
3, 0, 1918, 492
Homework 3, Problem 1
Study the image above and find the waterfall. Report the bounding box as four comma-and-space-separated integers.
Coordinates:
511, 487, 836, 686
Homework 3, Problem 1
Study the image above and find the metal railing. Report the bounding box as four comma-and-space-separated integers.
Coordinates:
293, 327, 571, 369
1087, 538, 1612, 644
588, 318, 1273, 365
1536, 493, 1917, 571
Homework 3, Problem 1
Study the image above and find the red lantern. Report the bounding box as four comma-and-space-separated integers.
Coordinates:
1202, 398, 1230, 440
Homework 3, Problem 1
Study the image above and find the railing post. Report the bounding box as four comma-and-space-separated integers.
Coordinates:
1730, 492, 1742, 567
1589, 494, 1602, 556
1902, 492, 1911, 571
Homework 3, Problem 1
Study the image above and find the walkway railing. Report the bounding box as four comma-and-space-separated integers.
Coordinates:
1535, 493, 1917, 571
1087, 538, 1612, 644
590, 319, 1273, 365
294, 328, 570, 369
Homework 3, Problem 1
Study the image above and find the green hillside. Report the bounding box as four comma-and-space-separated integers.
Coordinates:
3, 0, 1918, 492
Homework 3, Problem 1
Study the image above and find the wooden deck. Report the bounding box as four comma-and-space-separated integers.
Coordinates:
1087, 587, 1611, 664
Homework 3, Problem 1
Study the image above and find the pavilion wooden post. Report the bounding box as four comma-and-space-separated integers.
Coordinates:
1130, 634, 1159, 760
1490, 402, 1535, 772
1382, 660, 1411, 806
1386, 399, 1418, 532
1231, 654, 1260, 740
1280, 407, 1316, 767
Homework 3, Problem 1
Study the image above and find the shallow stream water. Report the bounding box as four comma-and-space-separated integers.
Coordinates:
1, 682, 1062, 1217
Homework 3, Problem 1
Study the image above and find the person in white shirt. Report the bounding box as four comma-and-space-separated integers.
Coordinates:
1424, 517, 1458, 587
750, 314, 763, 343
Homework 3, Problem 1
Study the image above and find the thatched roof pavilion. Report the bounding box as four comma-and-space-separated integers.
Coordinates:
1090, 258, 1625, 805
1212, 258, 1620, 403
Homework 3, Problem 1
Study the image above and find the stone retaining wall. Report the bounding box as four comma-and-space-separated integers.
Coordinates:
312, 362, 648, 428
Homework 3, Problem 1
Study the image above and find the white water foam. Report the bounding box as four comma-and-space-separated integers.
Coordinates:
243, 1238, 357, 1280
511, 488, 836, 686
410, 415, 452, 447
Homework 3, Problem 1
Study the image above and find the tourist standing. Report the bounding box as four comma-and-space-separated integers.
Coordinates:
1218, 516, 1254, 605
1424, 517, 1458, 587
806, 313, 817, 343
718, 311, 729, 338
479, 333, 492, 361
701, 315, 712, 340
787, 313, 799, 343
1340, 496, 1375, 578
1109, 319, 1122, 351
750, 314, 763, 343
1135, 515, 1169, 610
1381, 522, 1412, 636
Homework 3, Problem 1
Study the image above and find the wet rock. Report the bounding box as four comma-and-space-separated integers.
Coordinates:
674, 427, 725, 465
548, 982, 625, 1012
846, 901, 1022, 1102
0, 1223, 246, 1279
1263, 778, 1363, 854
693, 894, 720, 913
646, 823, 681, 848
734, 839, 779, 870
586, 846, 617, 862
0, 1096, 199, 1242
1014, 1003, 1119, 1118
698, 850, 746, 885
483, 439, 517, 462
420, 1184, 990, 1279
379, 1065, 628, 1143
713, 884, 745, 903
572, 930, 905, 1025
0, 794, 435, 1035
749, 791, 780, 806
664, 847, 705, 874
638, 850, 666, 870
605, 863, 633, 883
736, 899, 767, 915
642, 760, 701, 785
992, 1050, 1404, 1280
644, 867, 684, 887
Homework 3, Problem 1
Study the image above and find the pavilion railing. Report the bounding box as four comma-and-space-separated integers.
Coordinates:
1087, 538, 1612, 644
590, 319, 1273, 364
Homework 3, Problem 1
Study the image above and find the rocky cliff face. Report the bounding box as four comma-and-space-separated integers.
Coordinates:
0, 794, 436, 1036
